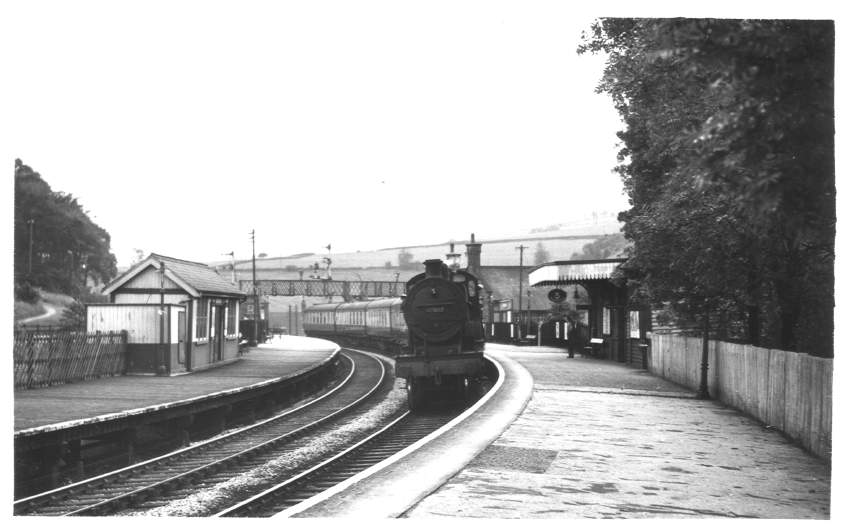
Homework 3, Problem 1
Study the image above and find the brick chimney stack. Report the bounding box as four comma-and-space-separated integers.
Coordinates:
465, 233, 482, 276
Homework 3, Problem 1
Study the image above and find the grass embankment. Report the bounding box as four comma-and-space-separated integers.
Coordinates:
14, 300, 46, 321
14, 290, 75, 325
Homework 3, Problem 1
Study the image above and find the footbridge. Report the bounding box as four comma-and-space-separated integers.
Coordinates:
238, 279, 407, 301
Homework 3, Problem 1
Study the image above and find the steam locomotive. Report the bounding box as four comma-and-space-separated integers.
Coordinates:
303, 258, 487, 410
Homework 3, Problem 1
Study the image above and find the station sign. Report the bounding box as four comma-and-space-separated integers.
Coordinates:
242, 300, 268, 319
548, 288, 567, 303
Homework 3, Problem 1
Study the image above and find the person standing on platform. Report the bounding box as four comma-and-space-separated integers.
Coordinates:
567, 322, 579, 358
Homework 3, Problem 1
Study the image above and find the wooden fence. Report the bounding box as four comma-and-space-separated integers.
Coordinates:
14, 329, 128, 389
650, 334, 832, 460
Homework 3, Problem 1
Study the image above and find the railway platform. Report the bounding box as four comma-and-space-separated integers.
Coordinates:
14, 336, 340, 495
288, 343, 833, 519
15, 336, 339, 434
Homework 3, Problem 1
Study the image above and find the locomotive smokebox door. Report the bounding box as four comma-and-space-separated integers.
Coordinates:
403, 276, 468, 343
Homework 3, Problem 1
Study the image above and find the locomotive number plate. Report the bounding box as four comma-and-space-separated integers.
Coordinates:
422, 307, 446, 313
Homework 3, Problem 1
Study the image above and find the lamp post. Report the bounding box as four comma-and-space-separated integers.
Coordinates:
516, 245, 527, 339
66, 249, 75, 289
250, 230, 259, 346
697, 304, 711, 399
81, 253, 89, 290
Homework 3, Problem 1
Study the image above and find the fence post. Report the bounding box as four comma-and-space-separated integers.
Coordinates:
26, 331, 35, 389
120, 330, 129, 375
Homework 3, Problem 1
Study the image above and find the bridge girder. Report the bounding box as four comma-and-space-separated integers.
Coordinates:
239, 279, 406, 301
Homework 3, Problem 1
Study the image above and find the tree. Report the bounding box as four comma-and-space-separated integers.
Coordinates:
14, 159, 118, 296
533, 242, 551, 265
131, 249, 146, 266
59, 300, 87, 330
579, 19, 834, 356
398, 248, 421, 270
570, 233, 628, 260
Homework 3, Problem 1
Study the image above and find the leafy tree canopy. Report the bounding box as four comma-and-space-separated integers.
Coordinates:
533, 242, 552, 265
570, 233, 629, 260
14, 159, 118, 297
579, 19, 834, 356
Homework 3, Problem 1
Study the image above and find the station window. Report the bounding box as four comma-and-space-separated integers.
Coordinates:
630, 311, 641, 338
196, 299, 209, 339
226, 299, 237, 335
602, 307, 611, 336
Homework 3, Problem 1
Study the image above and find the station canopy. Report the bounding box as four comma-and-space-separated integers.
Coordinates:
528, 258, 626, 286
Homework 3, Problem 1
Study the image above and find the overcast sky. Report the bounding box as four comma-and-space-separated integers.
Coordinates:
4, 1, 842, 267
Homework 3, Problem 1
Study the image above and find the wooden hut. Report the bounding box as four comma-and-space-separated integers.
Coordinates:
88, 253, 246, 374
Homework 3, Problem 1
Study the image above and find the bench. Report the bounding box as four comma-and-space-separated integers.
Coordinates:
584, 337, 604, 358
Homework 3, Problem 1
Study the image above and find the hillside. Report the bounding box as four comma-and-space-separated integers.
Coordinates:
14, 290, 76, 327
224, 212, 623, 275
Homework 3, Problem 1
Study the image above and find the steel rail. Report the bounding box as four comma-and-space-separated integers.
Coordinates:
215, 411, 462, 517
214, 348, 502, 518
215, 411, 411, 517
14, 351, 386, 516
270, 350, 505, 518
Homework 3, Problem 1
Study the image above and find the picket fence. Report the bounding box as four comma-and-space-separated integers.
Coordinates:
650, 334, 832, 460
13, 329, 128, 389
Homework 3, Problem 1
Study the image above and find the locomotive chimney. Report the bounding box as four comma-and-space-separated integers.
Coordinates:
424, 258, 448, 278
466, 232, 482, 276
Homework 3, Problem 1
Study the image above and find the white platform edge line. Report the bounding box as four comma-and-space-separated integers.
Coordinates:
273, 352, 508, 519
15, 346, 340, 437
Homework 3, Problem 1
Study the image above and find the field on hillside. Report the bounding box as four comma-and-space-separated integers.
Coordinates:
235, 234, 612, 273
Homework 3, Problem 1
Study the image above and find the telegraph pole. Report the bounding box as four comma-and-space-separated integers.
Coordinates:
516, 244, 527, 339
159, 260, 166, 375
251, 230, 259, 346
27, 219, 34, 277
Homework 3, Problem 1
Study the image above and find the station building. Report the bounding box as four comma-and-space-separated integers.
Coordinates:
461, 238, 650, 367
88, 253, 246, 375
526, 259, 651, 365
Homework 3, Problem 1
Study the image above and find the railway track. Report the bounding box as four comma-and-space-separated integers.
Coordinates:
216, 410, 457, 517
14, 349, 391, 516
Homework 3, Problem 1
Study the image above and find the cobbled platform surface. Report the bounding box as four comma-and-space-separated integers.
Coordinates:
405, 343, 831, 519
